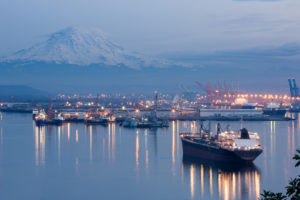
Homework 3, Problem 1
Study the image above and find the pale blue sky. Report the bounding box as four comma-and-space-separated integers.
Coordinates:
1, 0, 300, 56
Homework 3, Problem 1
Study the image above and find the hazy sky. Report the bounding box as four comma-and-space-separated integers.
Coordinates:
1, 0, 300, 56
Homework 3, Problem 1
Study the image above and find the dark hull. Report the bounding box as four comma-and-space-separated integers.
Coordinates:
35, 119, 63, 126
263, 109, 286, 117
35, 119, 45, 126
85, 119, 108, 125
181, 138, 262, 163
136, 121, 169, 128
136, 124, 169, 128
45, 120, 63, 126
64, 118, 85, 123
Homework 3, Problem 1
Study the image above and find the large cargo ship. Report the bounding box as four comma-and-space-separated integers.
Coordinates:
180, 123, 263, 162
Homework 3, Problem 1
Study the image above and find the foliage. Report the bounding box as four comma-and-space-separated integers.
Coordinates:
260, 149, 300, 200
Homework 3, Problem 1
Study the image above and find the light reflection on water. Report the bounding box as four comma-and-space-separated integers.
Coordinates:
136, 129, 139, 169
34, 126, 46, 166
0, 113, 299, 200
182, 157, 261, 200
1, 127, 3, 145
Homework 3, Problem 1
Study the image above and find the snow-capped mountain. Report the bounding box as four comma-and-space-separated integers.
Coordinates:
2, 27, 169, 69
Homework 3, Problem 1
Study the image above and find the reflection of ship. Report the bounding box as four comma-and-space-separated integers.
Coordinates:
180, 123, 263, 162
182, 156, 261, 200
183, 155, 259, 172
263, 102, 286, 117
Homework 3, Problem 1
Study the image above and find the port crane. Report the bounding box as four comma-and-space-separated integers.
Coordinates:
288, 78, 299, 97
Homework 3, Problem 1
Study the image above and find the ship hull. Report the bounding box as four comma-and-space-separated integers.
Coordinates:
181, 138, 262, 163
35, 119, 63, 126
85, 119, 108, 125
45, 119, 63, 126
35, 119, 45, 126
263, 109, 286, 117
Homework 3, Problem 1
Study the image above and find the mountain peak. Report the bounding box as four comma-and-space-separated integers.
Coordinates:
2, 27, 165, 68
46, 27, 111, 46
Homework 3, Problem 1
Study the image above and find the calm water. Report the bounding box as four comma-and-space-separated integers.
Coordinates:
0, 113, 299, 200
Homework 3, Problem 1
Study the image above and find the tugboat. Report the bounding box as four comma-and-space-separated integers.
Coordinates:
34, 109, 47, 126
34, 109, 64, 126
180, 123, 263, 162
122, 92, 169, 128
123, 117, 139, 128
136, 91, 169, 128
85, 114, 109, 125
34, 98, 64, 126
122, 116, 169, 128
136, 116, 169, 128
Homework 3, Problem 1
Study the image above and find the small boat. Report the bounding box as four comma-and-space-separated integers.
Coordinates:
34, 109, 64, 126
34, 109, 47, 126
85, 115, 109, 125
123, 117, 139, 128
137, 117, 169, 128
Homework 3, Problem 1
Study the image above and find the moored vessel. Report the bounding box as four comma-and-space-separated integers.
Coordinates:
34, 109, 64, 126
263, 102, 286, 117
180, 123, 263, 163
137, 116, 169, 128
123, 117, 139, 128
85, 114, 109, 125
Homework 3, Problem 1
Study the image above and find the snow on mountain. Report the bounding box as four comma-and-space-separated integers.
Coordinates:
2, 27, 169, 69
